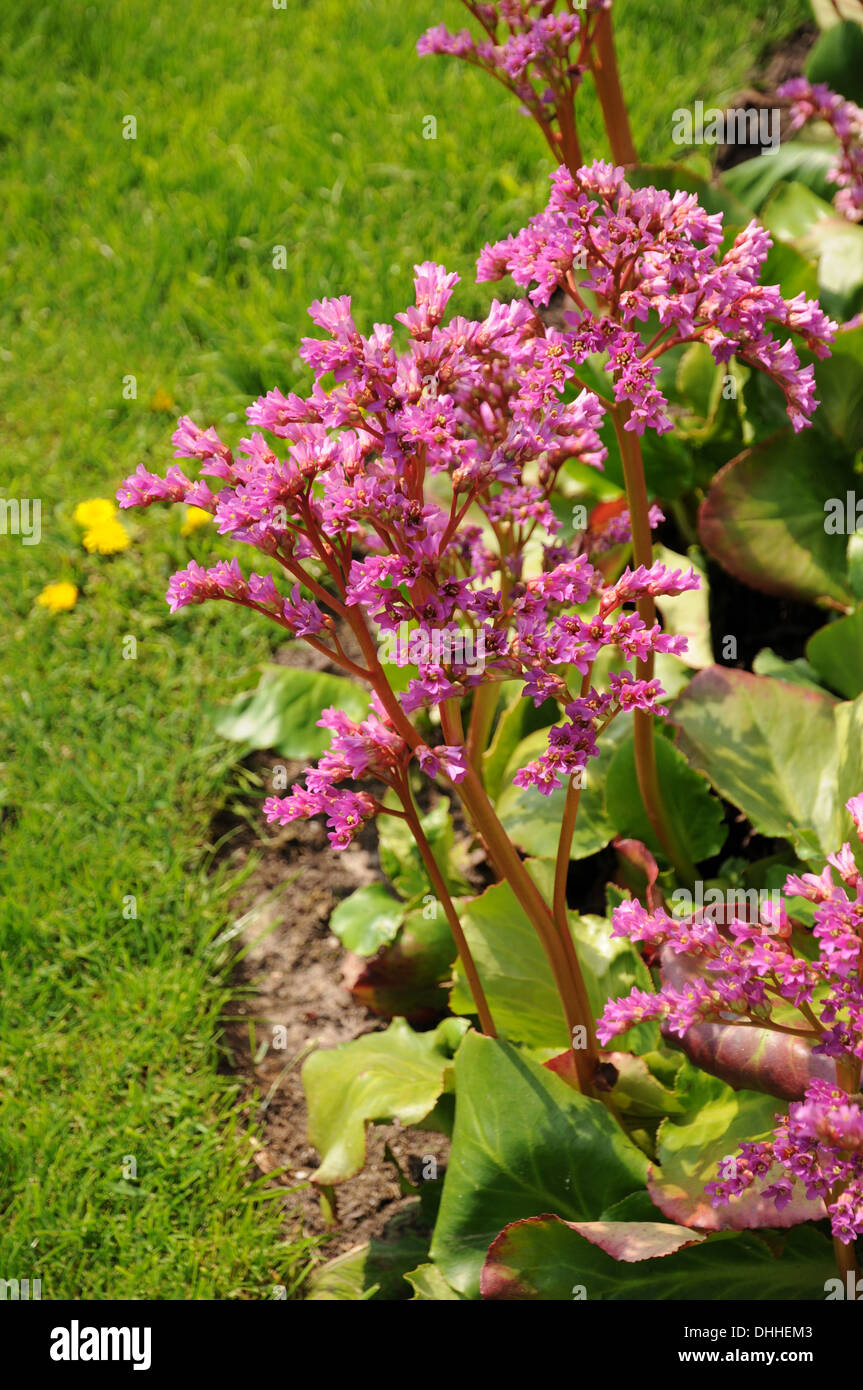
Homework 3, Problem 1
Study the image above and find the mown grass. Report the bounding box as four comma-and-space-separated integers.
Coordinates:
0, 0, 808, 1299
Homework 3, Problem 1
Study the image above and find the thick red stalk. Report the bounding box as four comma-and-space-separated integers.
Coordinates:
612, 406, 697, 885
589, 8, 637, 167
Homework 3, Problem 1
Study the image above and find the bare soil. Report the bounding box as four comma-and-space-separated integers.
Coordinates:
215, 656, 451, 1270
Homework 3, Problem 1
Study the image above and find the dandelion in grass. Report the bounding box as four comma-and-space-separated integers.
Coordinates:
36, 581, 78, 613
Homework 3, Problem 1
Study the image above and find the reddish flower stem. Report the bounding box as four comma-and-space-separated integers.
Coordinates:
611, 405, 697, 885
397, 776, 497, 1038
589, 8, 637, 167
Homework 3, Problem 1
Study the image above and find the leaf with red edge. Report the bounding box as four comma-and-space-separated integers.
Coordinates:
647, 1062, 826, 1232
698, 432, 854, 609
479, 1213, 833, 1300
672, 666, 863, 862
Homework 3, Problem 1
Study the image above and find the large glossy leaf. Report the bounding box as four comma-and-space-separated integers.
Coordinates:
606, 730, 726, 866
699, 432, 855, 608
449, 863, 656, 1052
647, 1064, 826, 1232
449, 877, 569, 1050
213, 663, 368, 758
480, 1216, 833, 1300
807, 605, 863, 699
429, 1033, 648, 1297
673, 667, 863, 860
302, 1016, 468, 1184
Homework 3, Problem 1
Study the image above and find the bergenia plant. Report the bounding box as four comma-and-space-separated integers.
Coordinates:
118, 256, 702, 1091
418, 0, 636, 168
119, 161, 834, 1094
599, 795, 863, 1276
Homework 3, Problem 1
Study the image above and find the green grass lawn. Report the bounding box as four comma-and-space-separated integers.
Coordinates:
0, 0, 809, 1299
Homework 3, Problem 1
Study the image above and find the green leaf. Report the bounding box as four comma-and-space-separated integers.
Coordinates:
344, 906, 456, 1025
450, 864, 655, 1052
699, 431, 855, 608
601, 1050, 686, 1120
761, 181, 863, 317
302, 1016, 468, 1184
673, 666, 863, 859
807, 604, 863, 698
752, 648, 828, 692
806, 20, 863, 104
721, 142, 837, 211
212, 663, 367, 759
405, 1263, 466, 1301
449, 876, 570, 1050
482, 685, 557, 801
480, 1216, 833, 1300
429, 1033, 648, 1297
306, 1205, 431, 1301
605, 731, 726, 866
329, 884, 405, 957
377, 796, 469, 899
653, 544, 712, 669
813, 324, 863, 453
495, 718, 628, 861
647, 1064, 824, 1231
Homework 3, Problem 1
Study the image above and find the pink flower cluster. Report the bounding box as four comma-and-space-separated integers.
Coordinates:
118, 252, 699, 846
478, 161, 836, 432
598, 794, 863, 1056
779, 78, 863, 223
599, 795, 863, 1241
706, 1080, 863, 1244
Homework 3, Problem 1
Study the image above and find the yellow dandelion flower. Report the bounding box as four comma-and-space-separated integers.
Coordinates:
180, 506, 213, 538
74, 497, 116, 528
82, 518, 131, 554
150, 388, 176, 413
37, 581, 78, 613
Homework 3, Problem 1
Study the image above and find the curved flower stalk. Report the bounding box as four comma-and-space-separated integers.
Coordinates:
599, 794, 863, 1269
478, 159, 837, 873
418, 1, 635, 170
118, 258, 698, 1090
779, 78, 863, 224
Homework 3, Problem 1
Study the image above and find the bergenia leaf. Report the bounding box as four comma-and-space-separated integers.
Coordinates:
479, 1215, 834, 1300
647, 1063, 827, 1232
